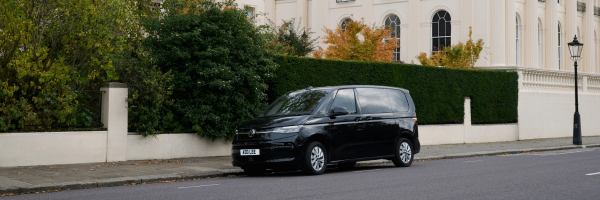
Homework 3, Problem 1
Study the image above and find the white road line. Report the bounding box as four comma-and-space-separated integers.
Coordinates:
178, 184, 219, 189
585, 172, 600, 176
354, 169, 382, 173
463, 160, 483, 163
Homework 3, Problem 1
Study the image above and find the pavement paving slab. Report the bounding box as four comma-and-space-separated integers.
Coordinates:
1, 136, 599, 196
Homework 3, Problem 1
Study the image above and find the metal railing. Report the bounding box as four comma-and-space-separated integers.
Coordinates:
24, 90, 104, 130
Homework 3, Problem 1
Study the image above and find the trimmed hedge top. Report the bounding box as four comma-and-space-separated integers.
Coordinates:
269, 56, 518, 125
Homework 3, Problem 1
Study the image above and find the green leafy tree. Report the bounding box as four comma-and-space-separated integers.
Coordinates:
112, 1, 175, 136
0, 0, 145, 131
265, 18, 318, 57
144, 0, 277, 140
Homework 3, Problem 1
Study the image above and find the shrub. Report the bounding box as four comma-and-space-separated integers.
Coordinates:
270, 56, 518, 125
265, 18, 319, 57
313, 19, 399, 62
417, 27, 484, 70
144, 0, 277, 140
0, 0, 145, 131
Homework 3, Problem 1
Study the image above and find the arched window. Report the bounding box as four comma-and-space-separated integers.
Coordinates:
558, 23, 562, 70
432, 10, 451, 52
516, 16, 521, 66
384, 14, 401, 61
538, 20, 542, 68
341, 18, 352, 32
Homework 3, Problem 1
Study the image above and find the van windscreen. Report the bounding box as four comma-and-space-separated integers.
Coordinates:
259, 90, 332, 117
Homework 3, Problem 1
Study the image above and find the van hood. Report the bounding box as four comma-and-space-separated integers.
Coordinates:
240, 115, 309, 130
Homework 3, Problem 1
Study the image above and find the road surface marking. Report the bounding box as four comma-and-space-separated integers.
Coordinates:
178, 184, 219, 189
533, 149, 594, 156
585, 172, 600, 176
463, 160, 483, 163
354, 169, 382, 173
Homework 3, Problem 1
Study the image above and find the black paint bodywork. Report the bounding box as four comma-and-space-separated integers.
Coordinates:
232, 85, 420, 170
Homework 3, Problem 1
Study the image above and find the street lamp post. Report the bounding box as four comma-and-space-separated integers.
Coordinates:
568, 35, 583, 145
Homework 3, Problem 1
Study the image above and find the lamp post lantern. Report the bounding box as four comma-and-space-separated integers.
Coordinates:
568, 35, 583, 145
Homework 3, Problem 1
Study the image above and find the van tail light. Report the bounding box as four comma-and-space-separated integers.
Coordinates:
413, 118, 418, 123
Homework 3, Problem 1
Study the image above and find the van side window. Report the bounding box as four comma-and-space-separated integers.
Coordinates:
330, 89, 357, 114
356, 88, 392, 114
388, 89, 410, 112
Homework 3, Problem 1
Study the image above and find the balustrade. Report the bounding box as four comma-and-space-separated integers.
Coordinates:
481, 67, 600, 94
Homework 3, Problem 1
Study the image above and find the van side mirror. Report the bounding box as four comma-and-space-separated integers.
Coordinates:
330, 106, 349, 117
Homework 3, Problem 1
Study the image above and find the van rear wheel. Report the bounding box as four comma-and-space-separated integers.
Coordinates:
392, 138, 413, 167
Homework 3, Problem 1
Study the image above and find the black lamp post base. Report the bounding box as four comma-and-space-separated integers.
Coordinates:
573, 112, 582, 145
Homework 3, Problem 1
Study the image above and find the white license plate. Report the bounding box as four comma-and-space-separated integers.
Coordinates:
241, 149, 260, 156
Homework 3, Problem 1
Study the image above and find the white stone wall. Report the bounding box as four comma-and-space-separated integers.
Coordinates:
0, 132, 108, 167
127, 134, 232, 160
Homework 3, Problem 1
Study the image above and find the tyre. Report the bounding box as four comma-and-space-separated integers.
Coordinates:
302, 142, 327, 175
337, 162, 356, 169
242, 167, 266, 175
392, 138, 413, 167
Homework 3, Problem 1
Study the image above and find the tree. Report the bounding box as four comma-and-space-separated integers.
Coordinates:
144, 0, 277, 140
312, 20, 398, 62
0, 0, 145, 131
265, 18, 318, 57
416, 27, 484, 70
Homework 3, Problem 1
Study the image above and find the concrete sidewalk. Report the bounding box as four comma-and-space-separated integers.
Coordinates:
2, 136, 600, 196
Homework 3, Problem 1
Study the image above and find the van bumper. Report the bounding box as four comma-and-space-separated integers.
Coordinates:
231, 141, 302, 169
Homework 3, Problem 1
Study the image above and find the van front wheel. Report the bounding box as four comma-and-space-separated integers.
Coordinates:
302, 142, 327, 175
392, 138, 413, 167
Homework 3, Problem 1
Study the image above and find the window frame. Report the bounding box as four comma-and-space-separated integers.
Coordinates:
431, 10, 452, 53
384, 14, 401, 61
559, 23, 562, 70
340, 18, 353, 32
327, 88, 358, 115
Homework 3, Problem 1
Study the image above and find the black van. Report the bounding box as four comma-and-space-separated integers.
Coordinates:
232, 85, 420, 175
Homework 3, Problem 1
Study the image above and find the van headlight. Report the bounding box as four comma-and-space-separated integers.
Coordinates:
270, 125, 303, 134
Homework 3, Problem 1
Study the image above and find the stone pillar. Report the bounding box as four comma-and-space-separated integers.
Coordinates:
583, 0, 595, 73
409, 0, 422, 64
101, 82, 128, 162
297, 0, 308, 30
545, 0, 559, 70
525, 0, 539, 68
460, 0, 474, 43
463, 97, 471, 143
565, 0, 578, 71
265, 0, 275, 23
361, 0, 374, 24
490, 0, 506, 66
506, 0, 517, 66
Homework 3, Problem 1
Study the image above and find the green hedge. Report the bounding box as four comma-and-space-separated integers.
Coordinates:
269, 56, 518, 125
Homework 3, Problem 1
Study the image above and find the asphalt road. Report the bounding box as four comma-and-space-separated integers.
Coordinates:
6, 148, 600, 200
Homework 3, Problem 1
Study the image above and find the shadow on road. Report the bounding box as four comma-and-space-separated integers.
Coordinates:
236, 164, 399, 178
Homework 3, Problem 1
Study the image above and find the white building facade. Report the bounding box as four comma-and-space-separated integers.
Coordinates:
265, 0, 600, 141
265, 0, 600, 72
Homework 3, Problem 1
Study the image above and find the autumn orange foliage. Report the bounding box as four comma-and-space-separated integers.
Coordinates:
313, 20, 398, 62
416, 27, 484, 70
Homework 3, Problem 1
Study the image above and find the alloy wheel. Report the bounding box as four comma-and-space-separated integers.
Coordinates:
311, 146, 325, 171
